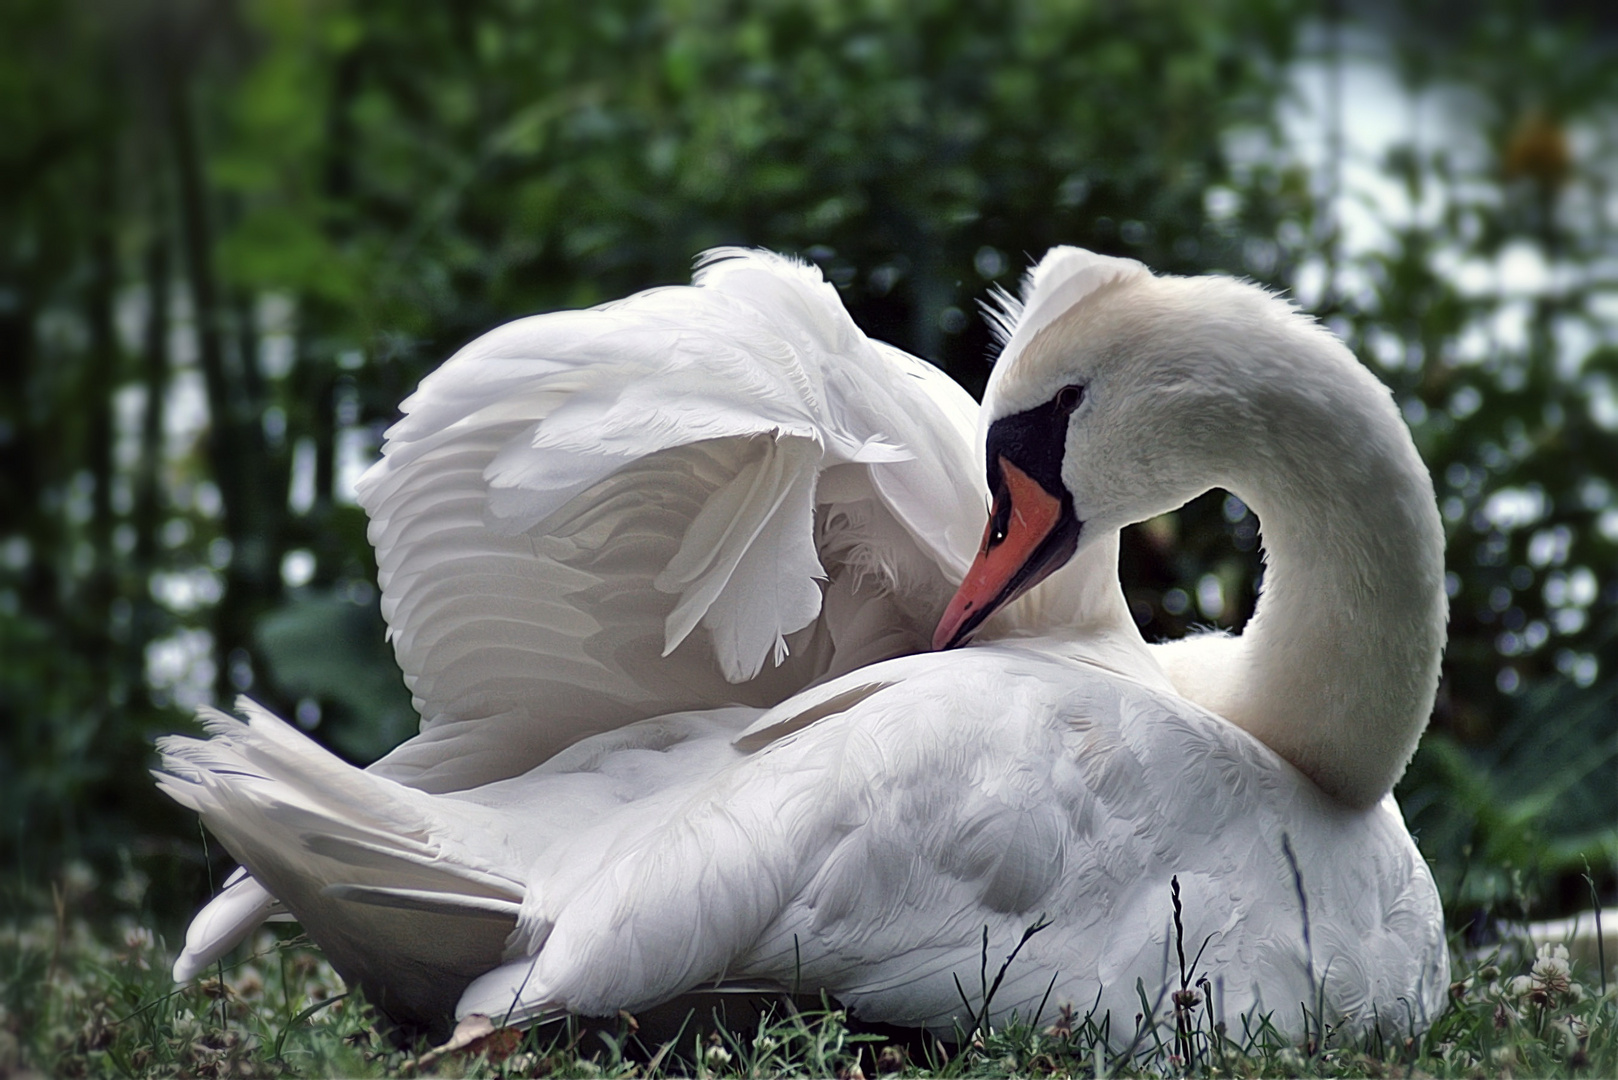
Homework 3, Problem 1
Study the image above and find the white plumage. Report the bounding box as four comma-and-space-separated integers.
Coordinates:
157, 246, 1449, 1043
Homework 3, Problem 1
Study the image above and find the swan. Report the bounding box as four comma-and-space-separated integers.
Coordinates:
156, 246, 1449, 1044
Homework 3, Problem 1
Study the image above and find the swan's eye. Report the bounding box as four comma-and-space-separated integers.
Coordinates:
989, 496, 1011, 547
985, 476, 1012, 548
1054, 384, 1084, 414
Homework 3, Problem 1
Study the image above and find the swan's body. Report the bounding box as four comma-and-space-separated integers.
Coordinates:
157, 247, 1448, 1043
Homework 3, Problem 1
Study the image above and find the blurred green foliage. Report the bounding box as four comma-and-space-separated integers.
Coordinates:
0, 0, 1613, 930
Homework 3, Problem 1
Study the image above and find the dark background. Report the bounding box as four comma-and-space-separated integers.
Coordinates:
2, 0, 1614, 939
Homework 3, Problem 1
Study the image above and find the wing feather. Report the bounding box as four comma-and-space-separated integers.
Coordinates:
357, 249, 982, 789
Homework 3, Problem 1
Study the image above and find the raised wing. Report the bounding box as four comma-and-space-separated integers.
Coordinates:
357, 249, 983, 792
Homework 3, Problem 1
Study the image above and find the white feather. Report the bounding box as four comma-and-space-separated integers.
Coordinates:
354, 247, 983, 789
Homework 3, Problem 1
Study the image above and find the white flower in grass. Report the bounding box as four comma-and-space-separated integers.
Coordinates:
1534, 942, 1572, 977
705, 1034, 733, 1065
1513, 942, 1582, 1007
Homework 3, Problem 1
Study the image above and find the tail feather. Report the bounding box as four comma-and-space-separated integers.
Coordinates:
323, 884, 523, 920
156, 698, 525, 1037
302, 833, 521, 900
171, 874, 282, 982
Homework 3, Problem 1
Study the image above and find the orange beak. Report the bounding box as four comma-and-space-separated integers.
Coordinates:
932, 456, 1081, 650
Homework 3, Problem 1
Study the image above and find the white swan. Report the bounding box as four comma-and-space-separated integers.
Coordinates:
157, 247, 1449, 1043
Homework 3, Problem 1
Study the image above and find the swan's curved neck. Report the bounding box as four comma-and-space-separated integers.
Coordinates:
1150, 347, 1447, 809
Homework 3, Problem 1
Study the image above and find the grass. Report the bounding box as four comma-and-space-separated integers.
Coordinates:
3, 865, 1614, 1078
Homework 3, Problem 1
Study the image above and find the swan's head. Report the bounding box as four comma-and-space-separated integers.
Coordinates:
934, 246, 1448, 807
934, 246, 1336, 649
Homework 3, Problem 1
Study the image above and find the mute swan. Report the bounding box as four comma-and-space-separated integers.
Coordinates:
157, 247, 1448, 1043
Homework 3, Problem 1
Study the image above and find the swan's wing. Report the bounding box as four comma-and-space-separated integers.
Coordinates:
356, 249, 982, 792
170, 249, 981, 976
457, 646, 1447, 1040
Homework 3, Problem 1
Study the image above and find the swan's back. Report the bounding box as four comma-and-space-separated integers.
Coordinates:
437, 643, 1447, 1039
161, 646, 1447, 1042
